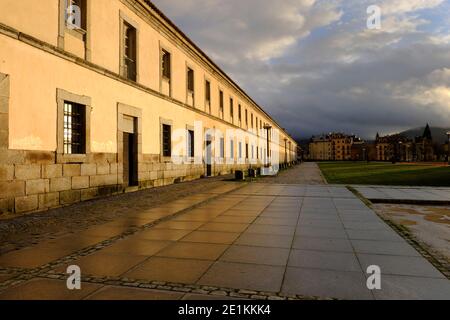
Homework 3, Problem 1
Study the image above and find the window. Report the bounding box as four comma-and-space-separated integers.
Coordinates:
239, 142, 242, 159
205, 80, 211, 103
245, 109, 248, 126
188, 129, 194, 157
123, 21, 137, 81
66, 0, 87, 31
251, 113, 254, 128
238, 105, 242, 123
205, 80, 211, 113
187, 68, 194, 92
161, 49, 171, 80
220, 138, 225, 158
230, 98, 234, 122
186, 67, 194, 106
63, 101, 86, 154
257, 146, 259, 159
219, 90, 224, 118
162, 124, 171, 157
245, 143, 249, 159
57, 89, 91, 163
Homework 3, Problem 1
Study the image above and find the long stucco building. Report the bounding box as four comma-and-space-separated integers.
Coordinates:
0, 0, 297, 215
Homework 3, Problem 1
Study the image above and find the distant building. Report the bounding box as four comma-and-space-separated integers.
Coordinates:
375, 133, 413, 162
375, 124, 435, 162
308, 133, 363, 161
330, 133, 354, 161
309, 135, 331, 160
414, 124, 434, 161
309, 124, 441, 162
351, 140, 369, 161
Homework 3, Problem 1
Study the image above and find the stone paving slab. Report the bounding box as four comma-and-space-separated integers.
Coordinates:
0, 182, 449, 300
372, 275, 450, 300
282, 267, 373, 300
353, 186, 450, 202
0, 278, 102, 300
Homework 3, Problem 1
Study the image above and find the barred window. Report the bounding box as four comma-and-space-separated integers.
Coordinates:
63, 101, 86, 154
162, 124, 171, 157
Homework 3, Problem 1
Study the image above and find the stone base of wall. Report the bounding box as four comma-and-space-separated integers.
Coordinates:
0, 149, 256, 216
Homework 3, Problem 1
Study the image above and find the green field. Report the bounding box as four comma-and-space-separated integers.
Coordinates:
318, 162, 450, 186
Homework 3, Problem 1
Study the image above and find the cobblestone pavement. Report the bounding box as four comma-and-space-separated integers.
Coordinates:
0, 177, 449, 300
258, 163, 326, 185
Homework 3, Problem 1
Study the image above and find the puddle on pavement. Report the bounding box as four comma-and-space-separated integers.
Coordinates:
373, 203, 450, 261
397, 219, 417, 226
380, 205, 450, 226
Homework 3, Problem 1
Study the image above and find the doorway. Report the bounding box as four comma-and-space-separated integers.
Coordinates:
122, 116, 138, 187
205, 134, 212, 177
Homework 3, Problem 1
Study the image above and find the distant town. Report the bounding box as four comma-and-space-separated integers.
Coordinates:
303, 124, 450, 162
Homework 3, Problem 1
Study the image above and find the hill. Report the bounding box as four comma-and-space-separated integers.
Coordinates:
400, 126, 450, 144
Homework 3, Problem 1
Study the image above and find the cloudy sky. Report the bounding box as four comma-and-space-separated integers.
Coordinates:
152, 0, 450, 139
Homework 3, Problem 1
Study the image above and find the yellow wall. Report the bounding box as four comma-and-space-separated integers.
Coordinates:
0, 0, 59, 46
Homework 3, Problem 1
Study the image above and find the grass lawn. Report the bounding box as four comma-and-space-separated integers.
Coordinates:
318, 162, 450, 186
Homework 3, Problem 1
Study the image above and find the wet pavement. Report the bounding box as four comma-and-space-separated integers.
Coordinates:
374, 204, 450, 261
0, 175, 234, 254
0, 176, 449, 300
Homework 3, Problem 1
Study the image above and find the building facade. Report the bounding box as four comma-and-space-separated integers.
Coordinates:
308, 136, 331, 160
330, 133, 354, 161
0, 0, 297, 215
308, 133, 360, 161
375, 125, 435, 162
350, 140, 369, 161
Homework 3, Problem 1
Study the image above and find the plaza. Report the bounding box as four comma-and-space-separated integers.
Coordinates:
0, 164, 448, 300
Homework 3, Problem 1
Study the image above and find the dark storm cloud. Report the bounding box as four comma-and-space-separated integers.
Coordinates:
152, 0, 450, 139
